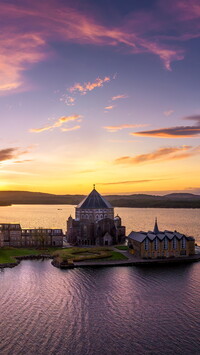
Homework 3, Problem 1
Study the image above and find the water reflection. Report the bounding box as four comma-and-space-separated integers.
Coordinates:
1, 261, 200, 354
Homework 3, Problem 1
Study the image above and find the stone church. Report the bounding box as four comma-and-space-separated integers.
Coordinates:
66, 186, 125, 246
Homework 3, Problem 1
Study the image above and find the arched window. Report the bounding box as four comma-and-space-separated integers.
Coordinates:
163, 238, 168, 250
172, 237, 177, 249
154, 238, 158, 250
83, 225, 87, 237
181, 237, 186, 249
144, 238, 149, 250
96, 215, 99, 219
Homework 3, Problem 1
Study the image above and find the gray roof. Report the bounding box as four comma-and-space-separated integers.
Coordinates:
77, 188, 113, 209
128, 230, 194, 242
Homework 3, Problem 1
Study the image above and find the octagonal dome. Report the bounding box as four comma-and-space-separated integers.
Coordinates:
77, 188, 112, 209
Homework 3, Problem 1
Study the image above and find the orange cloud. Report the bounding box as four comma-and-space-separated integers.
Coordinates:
104, 105, 114, 111
0, 147, 31, 163
115, 145, 198, 165
69, 77, 111, 95
132, 115, 200, 138
104, 124, 148, 133
112, 94, 128, 101
30, 115, 82, 133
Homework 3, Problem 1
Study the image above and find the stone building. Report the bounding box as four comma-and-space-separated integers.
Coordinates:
128, 219, 195, 259
0, 223, 63, 247
66, 186, 125, 246
0, 224, 22, 247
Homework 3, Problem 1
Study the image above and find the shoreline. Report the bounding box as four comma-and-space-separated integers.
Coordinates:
0, 254, 53, 269
1, 249, 200, 270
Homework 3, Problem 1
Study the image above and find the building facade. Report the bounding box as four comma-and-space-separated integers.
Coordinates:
128, 219, 195, 259
66, 187, 125, 246
0, 224, 63, 247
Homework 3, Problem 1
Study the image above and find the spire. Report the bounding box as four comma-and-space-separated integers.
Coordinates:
153, 217, 159, 234
93, 184, 96, 190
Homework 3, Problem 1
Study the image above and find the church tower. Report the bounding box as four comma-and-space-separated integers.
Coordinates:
66, 186, 125, 246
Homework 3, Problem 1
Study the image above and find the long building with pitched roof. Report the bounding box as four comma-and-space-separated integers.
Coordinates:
128, 219, 195, 259
66, 186, 125, 246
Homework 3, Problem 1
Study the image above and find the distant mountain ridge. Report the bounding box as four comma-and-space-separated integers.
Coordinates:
0, 191, 200, 208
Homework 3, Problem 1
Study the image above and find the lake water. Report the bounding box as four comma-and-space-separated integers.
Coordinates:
0, 206, 200, 355
1, 260, 200, 354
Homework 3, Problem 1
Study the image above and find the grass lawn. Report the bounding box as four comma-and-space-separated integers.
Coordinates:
115, 245, 128, 251
87, 250, 128, 262
0, 247, 59, 264
53, 247, 128, 263
0, 246, 128, 265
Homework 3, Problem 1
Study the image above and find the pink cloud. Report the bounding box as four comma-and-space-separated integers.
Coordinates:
164, 110, 174, 116
69, 77, 111, 95
0, 32, 46, 93
104, 105, 114, 111
60, 95, 76, 106
1, 0, 200, 93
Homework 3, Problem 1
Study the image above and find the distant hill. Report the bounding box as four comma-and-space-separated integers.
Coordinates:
0, 191, 200, 208
164, 193, 200, 200
0, 191, 84, 205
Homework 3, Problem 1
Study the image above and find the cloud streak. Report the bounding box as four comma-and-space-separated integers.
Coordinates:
115, 145, 200, 165
112, 94, 128, 101
30, 115, 82, 133
61, 125, 81, 132
98, 179, 166, 186
104, 124, 148, 133
132, 115, 200, 138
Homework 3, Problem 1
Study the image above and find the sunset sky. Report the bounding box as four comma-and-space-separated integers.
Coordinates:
0, 0, 200, 195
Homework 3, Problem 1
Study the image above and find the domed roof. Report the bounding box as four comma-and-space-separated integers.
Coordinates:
77, 187, 112, 209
